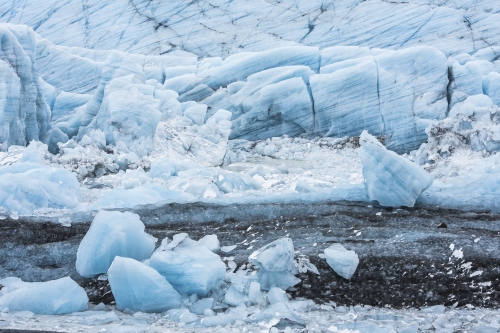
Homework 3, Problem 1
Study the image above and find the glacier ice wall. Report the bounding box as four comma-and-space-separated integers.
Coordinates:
0, 24, 51, 151
1, 0, 499, 58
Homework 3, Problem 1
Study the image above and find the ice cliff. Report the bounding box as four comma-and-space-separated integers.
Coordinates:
0, 0, 499, 215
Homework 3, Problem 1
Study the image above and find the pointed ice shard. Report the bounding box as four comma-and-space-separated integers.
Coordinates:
358, 131, 433, 207
324, 244, 359, 280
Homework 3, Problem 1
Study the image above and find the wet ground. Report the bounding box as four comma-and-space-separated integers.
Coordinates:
1, 201, 499, 309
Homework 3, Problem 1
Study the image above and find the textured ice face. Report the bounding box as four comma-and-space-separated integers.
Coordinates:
107, 256, 182, 313
76, 210, 156, 278
0, 277, 88, 315
149, 236, 226, 296
0, 24, 51, 151
324, 244, 359, 280
358, 131, 433, 208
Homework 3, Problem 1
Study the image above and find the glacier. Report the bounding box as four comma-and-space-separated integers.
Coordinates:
0, 1, 500, 330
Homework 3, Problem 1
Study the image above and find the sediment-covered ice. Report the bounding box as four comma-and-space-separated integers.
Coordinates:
76, 210, 156, 278
0, 277, 88, 315
107, 256, 182, 312
358, 131, 433, 207
324, 244, 359, 280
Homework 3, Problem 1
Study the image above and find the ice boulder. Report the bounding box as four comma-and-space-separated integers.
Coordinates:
249, 238, 300, 291
324, 244, 359, 280
76, 211, 156, 278
358, 131, 433, 207
0, 141, 81, 215
149, 235, 226, 296
0, 277, 88, 314
108, 256, 181, 312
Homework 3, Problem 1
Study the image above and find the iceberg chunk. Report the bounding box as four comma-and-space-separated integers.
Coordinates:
358, 131, 433, 207
108, 256, 181, 312
76, 210, 156, 278
249, 238, 300, 290
324, 244, 359, 280
0, 277, 88, 314
149, 236, 226, 296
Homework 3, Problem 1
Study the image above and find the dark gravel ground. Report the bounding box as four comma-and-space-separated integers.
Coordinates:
1, 201, 499, 309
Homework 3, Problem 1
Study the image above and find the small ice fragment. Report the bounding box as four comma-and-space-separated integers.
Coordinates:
474, 237, 480, 243
324, 244, 359, 280
452, 248, 463, 259
221, 245, 237, 253
376, 212, 382, 216
420, 304, 445, 313
470, 270, 483, 277
189, 298, 214, 315
268, 287, 288, 304
449, 243, 455, 251
164, 309, 198, 323
198, 235, 220, 252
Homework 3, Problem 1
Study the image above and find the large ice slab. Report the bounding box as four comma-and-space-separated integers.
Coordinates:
149, 235, 226, 296
108, 256, 181, 312
0, 277, 88, 314
76, 210, 156, 278
0, 142, 81, 215
324, 244, 359, 280
358, 131, 433, 207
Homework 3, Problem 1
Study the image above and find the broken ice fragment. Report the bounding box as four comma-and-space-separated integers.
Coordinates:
189, 298, 214, 315
358, 131, 433, 207
0, 277, 88, 315
268, 287, 289, 304
249, 238, 300, 290
108, 256, 181, 312
149, 236, 226, 296
324, 244, 359, 280
76, 211, 156, 278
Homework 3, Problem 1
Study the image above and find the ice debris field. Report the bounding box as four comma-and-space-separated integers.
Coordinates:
1, 0, 500, 331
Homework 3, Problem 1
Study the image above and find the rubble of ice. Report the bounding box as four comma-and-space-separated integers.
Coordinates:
76, 211, 156, 278
0, 277, 88, 315
358, 131, 433, 208
108, 256, 182, 313
324, 244, 359, 280
0, 141, 81, 215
